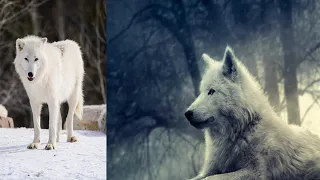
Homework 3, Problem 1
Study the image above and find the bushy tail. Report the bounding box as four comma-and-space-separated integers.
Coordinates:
75, 93, 84, 120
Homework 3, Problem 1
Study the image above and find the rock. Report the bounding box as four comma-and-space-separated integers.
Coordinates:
65, 104, 106, 133
0, 116, 14, 128
0, 104, 8, 117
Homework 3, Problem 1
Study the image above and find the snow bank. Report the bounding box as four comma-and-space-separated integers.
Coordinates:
0, 128, 106, 180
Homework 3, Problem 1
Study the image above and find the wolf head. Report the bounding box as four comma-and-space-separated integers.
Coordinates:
14, 36, 48, 82
185, 47, 262, 136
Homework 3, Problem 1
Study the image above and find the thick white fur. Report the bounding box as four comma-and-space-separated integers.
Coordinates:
14, 35, 84, 150
186, 47, 320, 180
0, 104, 8, 117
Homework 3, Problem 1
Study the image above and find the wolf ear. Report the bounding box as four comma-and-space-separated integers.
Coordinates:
222, 46, 237, 81
16, 38, 25, 52
202, 53, 214, 67
41, 37, 47, 44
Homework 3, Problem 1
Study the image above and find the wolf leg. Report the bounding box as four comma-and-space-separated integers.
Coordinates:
27, 101, 42, 149
45, 101, 59, 150
66, 90, 80, 142
56, 112, 62, 142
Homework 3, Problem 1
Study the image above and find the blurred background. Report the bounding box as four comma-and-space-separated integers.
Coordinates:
107, 0, 320, 179
0, 0, 106, 128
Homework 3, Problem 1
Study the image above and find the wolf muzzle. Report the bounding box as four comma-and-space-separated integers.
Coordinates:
185, 110, 213, 129
27, 72, 34, 81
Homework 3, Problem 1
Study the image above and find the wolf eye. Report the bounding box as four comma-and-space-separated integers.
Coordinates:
35, 58, 38, 61
24, 58, 28, 62
208, 88, 216, 95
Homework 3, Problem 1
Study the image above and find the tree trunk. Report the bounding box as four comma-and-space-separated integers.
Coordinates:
152, 1, 201, 96
263, 54, 280, 113
56, 0, 65, 40
259, 0, 280, 113
29, 5, 39, 35
78, 0, 85, 46
278, 0, 300, 125
201, 0, 231, 53
182, 38, 200, 96
95, 1, 106, 103
174, 0, 200, 96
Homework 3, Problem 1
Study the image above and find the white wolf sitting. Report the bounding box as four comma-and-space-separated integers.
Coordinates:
185, 47, 320, 180
14, 35, 84, 150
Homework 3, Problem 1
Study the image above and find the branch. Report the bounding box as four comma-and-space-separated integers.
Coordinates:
300, 41, 320, 63
299, 79, 320, 95
301, 92, 320, 124
107, 4, 174, 45
301, 100, 316, 124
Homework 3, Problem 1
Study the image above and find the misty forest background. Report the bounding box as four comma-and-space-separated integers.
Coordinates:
0, 0, 106, 128
107, 0, 320, 180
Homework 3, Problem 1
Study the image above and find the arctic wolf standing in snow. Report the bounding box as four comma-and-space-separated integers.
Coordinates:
14, 35, 84, 150
185, 47, 320, 180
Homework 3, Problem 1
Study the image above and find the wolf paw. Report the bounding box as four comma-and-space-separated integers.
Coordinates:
67, 136, 78, 142
45, 143, 56, 150
27, 142, 40, 149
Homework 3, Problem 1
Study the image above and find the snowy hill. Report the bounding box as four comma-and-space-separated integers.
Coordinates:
0, 128, 106, 180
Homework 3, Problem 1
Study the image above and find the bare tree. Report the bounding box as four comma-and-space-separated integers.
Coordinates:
278, 0, 300, 125
259, 0, 281, 112
29, 1, 39, 35
55, 0, 65, 40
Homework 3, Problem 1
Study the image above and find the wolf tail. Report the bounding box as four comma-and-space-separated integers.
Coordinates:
75, 92, 84, 120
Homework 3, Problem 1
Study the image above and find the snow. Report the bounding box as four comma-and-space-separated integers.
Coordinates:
0, 128, 106, 180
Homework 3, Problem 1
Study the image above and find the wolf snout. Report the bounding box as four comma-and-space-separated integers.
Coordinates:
27, 72, 34, 81
28, 72, 34, 78
184, 110, 193, 120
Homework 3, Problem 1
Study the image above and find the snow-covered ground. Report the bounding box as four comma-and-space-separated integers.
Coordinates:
0, 128, 106, 180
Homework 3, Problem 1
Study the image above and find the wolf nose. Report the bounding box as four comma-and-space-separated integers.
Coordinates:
28, 72, 33, 77
185, 110, 193, 120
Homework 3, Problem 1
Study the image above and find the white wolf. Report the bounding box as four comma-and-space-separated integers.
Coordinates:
185, 47, 320, 180
14, 35, 84, 150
